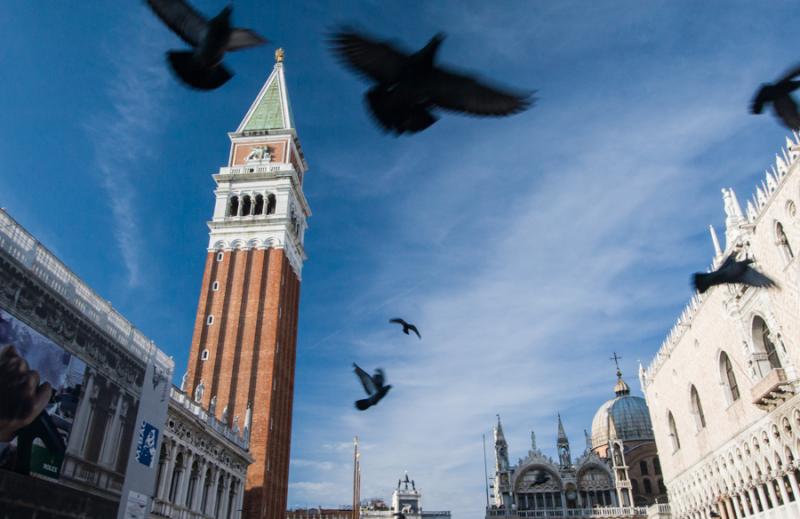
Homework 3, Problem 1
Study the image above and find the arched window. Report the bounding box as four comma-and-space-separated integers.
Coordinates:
254, 194, 264, 215
228, 196, 239, 217
169, 452, 184, 502
643, 478, 653, 494
266, 194, 277, 215
753, 316, 781, 370
657, 479, 666, 494
631, 479, 640, 495
653, 457, 661, 475
640, 460, 649, 475
720, 352, 740, 402
241, 195, 252, 216
668, 411, 680, 452
776, 221, 794, 261
690, 385, 706, 430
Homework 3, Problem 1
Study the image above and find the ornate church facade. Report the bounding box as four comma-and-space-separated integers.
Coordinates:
488, 370, 666, 518
640, 134, 800, 519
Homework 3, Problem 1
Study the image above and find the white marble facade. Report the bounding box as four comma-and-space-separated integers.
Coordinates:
641, 133, 800, 519
150, 388, 252, 519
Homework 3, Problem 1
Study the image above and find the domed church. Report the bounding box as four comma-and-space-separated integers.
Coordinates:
488, 366, 667, 517
589, 367, 667, 506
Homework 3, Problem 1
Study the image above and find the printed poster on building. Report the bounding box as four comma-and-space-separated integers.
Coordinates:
135, 421, 159, 468
0, 309, 86, 480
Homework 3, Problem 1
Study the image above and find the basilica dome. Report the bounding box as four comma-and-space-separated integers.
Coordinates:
590, 371, 654, 449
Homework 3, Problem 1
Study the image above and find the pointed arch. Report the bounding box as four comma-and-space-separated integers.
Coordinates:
776, 220, 794, 262
719, 351, 740, 403
752, 316, 781, 370
690, 385, 707, 430
668, 411, 680, 452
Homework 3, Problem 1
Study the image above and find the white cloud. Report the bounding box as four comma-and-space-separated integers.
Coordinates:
84, 10, 171, 287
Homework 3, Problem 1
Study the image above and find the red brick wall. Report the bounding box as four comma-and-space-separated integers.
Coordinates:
186, 247, 301, 519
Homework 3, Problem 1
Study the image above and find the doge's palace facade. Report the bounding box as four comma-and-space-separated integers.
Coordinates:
641, 134, 800, 519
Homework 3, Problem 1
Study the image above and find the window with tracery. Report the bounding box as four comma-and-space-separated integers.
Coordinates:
753, 316, 781, 370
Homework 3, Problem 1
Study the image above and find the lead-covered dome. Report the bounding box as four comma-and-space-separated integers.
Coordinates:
590, 370, 654, 449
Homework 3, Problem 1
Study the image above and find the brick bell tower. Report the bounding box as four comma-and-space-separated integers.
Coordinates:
185, 49, 310, 519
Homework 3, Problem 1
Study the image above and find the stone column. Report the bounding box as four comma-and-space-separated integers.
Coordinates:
158, 443, 177, 500
729, 495, 742, 519
724, 497, 737, 519
220, 473, 232, 519
235, 480, 245, 519
208, 469, 220, 516
756, 483, 770, 511
175, 451, 193, 508
610, 490, 618, 507
747, 487, 759, 513
788, 470, 800, 500
99, 392, 123, 466
67, 371, 94, 455
559, 492, 566, 511
193, 461, 208, 512
777, 475, 790, 506
766, 478, 779, 508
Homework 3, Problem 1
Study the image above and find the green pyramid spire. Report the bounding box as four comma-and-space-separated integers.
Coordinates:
237, 51, 294, 133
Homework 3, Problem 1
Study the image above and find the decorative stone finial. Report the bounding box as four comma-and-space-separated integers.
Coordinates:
275, 48, 285, 63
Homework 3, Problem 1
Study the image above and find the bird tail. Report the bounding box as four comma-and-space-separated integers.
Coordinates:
167, 51, 232, 91
692, 272, 712, 294
355, 398, 372, 411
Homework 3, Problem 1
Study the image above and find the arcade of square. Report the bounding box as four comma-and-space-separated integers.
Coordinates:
489, 370, 667, 518
640, 133, 800, 519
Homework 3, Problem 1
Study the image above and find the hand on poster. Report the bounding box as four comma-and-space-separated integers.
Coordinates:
0, 345, 53, 442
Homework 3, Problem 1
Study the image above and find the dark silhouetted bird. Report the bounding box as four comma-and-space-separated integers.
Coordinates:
751, 64, 800, 130
353, 363, 392, 410
693, 252, 777, 294
389, 318, 421, 339
146, 0, 267, 90
530, 470, 549, 486
329, 29, 532, 134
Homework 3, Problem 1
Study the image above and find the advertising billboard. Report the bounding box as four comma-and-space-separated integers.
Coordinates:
0, 308, 140, 484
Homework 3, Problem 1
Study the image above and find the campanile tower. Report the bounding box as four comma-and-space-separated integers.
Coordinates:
185, 50, 310, 519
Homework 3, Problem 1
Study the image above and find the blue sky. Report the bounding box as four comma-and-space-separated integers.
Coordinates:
3, 1, 800, 517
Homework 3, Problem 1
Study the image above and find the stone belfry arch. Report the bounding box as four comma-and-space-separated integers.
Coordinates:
184, 49, 310, 519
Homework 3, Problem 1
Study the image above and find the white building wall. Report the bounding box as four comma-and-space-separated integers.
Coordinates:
642, 134, 800, 519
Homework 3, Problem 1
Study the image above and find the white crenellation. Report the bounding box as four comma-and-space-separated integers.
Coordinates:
642, 132, 800, 388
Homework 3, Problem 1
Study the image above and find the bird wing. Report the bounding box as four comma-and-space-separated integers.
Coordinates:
740, 267, 778, 289
751, 85, 769, 114
777, 63, 800, 83
718, 252, 739, 271
226, 28, 268, 51
328, 30, 409, 83
389, 318, 407, 326
773, 95, 800, 131
353, 363, 377, 395
146, 0, 208, 47
407, 324, 421, 339
373, 368, 385, 387
427, 67, 533, 116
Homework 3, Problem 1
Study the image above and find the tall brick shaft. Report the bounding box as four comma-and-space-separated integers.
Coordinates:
185, 51, 310, 519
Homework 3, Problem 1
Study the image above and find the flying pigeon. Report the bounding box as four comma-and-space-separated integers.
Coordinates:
329, 29, 532, 134
353, 363, 392, 411
389, 318, 421, 339
530, 470, 549, 486
692, 252, 777, 294
751, 64, 800, 130
146, 0, 267, 90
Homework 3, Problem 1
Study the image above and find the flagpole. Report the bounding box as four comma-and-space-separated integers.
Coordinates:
483, 433, 490, 509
